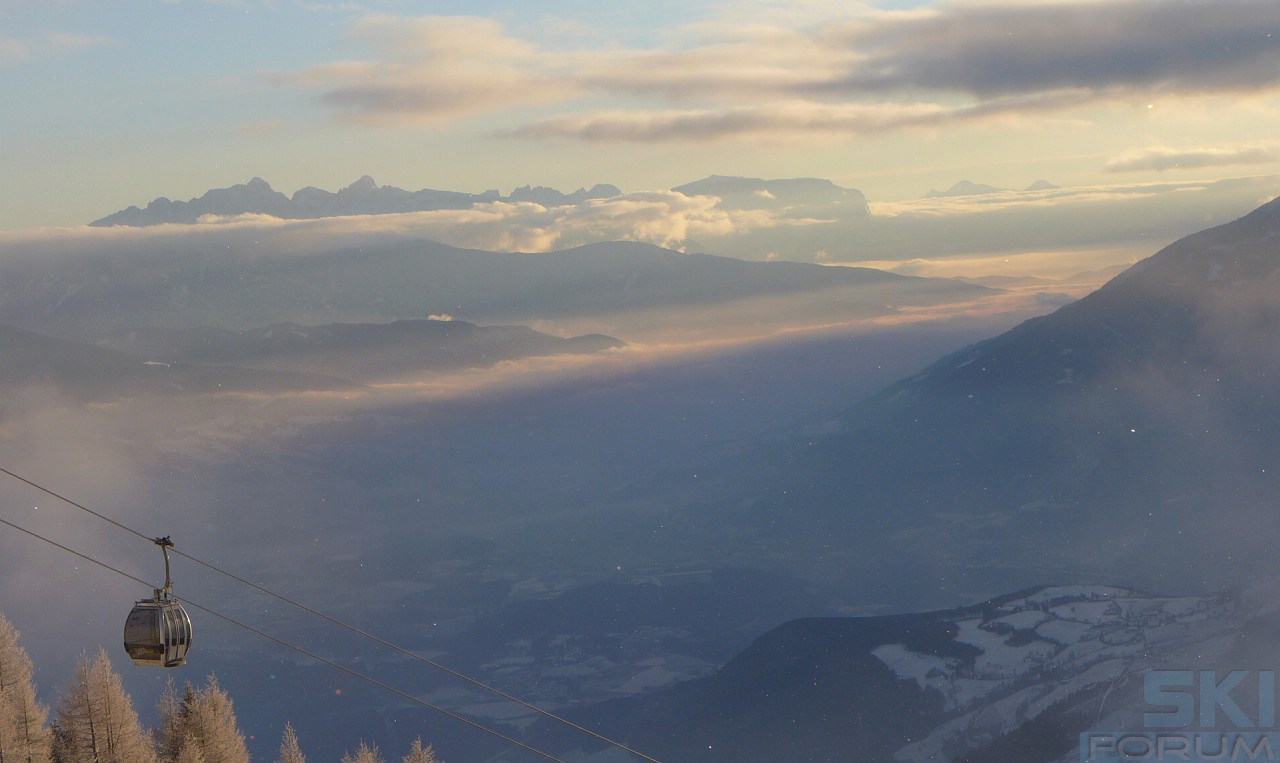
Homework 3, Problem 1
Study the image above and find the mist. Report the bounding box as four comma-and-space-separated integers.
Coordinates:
0, 217, 1054, 757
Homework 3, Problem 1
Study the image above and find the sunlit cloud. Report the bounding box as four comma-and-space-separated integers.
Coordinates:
279, 1, 1280, 140
867, 177, 1268, 217
1103, 143, 1280, 173
582, 24, 852, 101
184, 190, 787, 252
841, 244, 1146, 284
501, 93, 1092, 143
270, 15, 578, 124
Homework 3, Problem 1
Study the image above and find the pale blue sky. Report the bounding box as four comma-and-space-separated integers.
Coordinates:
3, 0, 1279, 230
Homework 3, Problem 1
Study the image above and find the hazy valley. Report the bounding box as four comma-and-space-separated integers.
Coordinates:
4, 173, 1280, 762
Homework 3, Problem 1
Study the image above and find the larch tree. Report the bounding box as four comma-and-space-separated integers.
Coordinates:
154, 681, 186, 763
400, 738, 440, 763
155, 677, 247, 763
340, 741, 385, 763
54, 649, 155, 763
275, 723, 305, 763
174, 733, 205, 763
0, 612, 50, 763
153, 680, 185, 763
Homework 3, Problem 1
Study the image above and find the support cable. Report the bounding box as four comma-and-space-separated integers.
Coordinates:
0, 465, 660, 762
0, 514, 566, 763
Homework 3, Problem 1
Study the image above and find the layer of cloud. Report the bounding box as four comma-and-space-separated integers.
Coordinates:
0, 30, 113, 63
277, 1, 1280, 139
2, 190, 785, 255
1104, 143, 1280, 173
502, 92, 1091, 143
824, 0, 1280, 99
841, 244, 1146, 284
674, 174, 1280, 266
271, 15, 577, 124
265, 190, 782, 252
9, 175, 1276, 274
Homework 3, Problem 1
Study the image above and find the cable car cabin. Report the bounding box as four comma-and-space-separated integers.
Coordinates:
123, 537, 192, 668
124, 596, 192, 667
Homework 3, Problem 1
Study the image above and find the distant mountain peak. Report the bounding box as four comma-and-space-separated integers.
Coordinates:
245, 177, 272, 191
923, 180, 1005, 198
672, 175, 870, 218
345, 175, 378, 193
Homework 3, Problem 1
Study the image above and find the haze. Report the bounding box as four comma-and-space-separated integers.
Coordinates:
4, 2, 1280, 762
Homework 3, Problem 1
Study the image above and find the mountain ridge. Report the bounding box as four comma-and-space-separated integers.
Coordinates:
96, 319, 623, 382
728, 192, 1280, 602
575, 191, 1280, 611
561, 584, 1251, 763
90, 174, 867, 227
90, 176, 623, 227
0, 238, 994, 339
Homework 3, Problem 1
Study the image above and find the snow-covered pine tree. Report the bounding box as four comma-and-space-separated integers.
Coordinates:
341, 741, 385, 763
54, 649, 155, 763
400, 738, 440, 763
0, 612, 51, 763
275, 722, 305, 763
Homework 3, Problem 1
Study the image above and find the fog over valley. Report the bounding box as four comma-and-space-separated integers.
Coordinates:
6, 1, 1280, 761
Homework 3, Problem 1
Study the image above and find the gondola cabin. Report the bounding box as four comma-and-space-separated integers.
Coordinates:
123, 535, 193, 667
124, 597, 192, 667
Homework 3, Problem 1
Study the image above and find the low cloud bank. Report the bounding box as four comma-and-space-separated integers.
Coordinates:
7, 175, 1277, 282
87, 189, 785, 254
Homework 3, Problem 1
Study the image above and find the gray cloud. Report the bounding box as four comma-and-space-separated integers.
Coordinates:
282, 2, 1280, 136
827, 0, 1280, 98
1104, 143, 1280, 173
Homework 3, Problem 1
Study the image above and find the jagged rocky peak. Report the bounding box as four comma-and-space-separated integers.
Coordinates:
344, 175, 378, 193
91, 176, 624, 226
507, 183, 621, 206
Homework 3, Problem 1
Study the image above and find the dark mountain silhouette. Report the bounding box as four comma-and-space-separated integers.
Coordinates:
98, 319, 621, 382
0, 239, 991, 339
508, 183, 620, 205
560, 585, 1250, 763
92, 173, 866, 228
89, 176, 621, 226
700, 193, 1280, 604
0, 323, 358, 407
